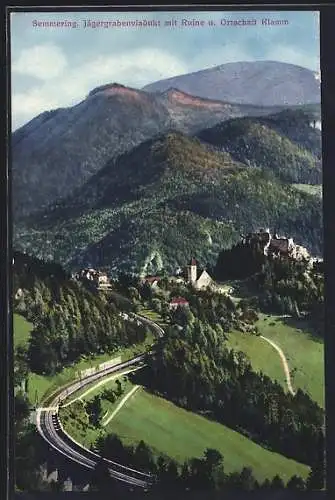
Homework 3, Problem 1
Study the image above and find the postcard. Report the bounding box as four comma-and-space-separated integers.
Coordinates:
9, 7, 325, 496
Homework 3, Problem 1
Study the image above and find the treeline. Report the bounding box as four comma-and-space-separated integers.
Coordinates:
133, 320, 324, 481
92, 433, 309, 492
13, 251, 148, 375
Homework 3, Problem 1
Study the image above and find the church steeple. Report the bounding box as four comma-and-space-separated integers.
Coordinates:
187, 257, 197, 283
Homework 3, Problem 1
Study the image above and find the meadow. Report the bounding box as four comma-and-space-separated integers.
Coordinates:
13, 313, 33, 348
107, 387, 310, 484
227, 314, 324, 407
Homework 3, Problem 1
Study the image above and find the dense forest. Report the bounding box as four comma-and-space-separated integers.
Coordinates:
197, 109, 322, 184
13, 251, 148, 376
14, 125, 322, 277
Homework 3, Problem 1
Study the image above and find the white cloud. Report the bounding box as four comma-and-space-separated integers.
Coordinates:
77, 48, 188, 87
11, 47, 187, 129
11, 87, 63, 128
12, 44, 68, 80
264, 45, 319, 71
192, 44, 252, 70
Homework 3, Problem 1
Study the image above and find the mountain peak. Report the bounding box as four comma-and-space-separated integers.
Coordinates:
215, 60, 312, 71
88, 82, 144, 100
143, 60, 320, 106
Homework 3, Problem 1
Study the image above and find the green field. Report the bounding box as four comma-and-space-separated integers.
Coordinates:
13, 314, 33, 348
227, 314, 324, 407
226, 329, 286, 387
107, 387, 310, 484
256, 315, 324, 407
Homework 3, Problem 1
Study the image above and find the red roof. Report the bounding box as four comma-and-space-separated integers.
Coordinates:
190, 257, 197, 266
170, 297, 189, 305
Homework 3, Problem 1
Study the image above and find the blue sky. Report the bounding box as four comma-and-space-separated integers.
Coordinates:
10, 10, 320, 130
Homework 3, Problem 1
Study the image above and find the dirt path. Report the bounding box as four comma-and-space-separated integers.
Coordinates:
260, 335, 296, 396
103, 385, 140, 427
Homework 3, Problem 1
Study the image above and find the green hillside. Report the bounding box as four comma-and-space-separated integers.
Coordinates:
226, 315, 324, 407
197, 109, 321, 184
14, 130, 322, 277
13, 314, 33, 348
12, 251, 152, 399
109, 387, 310, 483
256, 315, 324, 407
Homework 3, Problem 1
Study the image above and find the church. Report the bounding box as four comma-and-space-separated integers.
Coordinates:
186, 257, 214, 290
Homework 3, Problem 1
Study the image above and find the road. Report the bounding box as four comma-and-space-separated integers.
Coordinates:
260, 335, 296, 395
36, 309, 165, 489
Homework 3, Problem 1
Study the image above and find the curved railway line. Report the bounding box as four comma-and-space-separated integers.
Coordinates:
36, 313, 164, 489
36, 310, 295, 489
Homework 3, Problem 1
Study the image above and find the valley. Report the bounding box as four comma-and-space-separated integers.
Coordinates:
14, 121, 322, 276
12, 59, 324, 493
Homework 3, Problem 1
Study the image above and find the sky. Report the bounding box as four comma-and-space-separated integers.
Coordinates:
10, 10, 320, 130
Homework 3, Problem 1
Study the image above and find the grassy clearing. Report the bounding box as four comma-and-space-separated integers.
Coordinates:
227, 314, 324, 407
107, 388, 310, 484
292, 184, 322, 197
13, 314, 33, 348
255, 314, 324, 407
226, 330, 286, 388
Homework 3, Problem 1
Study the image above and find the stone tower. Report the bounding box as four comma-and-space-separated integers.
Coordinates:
187, 257, 197, 284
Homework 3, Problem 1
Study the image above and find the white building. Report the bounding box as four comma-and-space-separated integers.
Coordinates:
186, 258, 215, 290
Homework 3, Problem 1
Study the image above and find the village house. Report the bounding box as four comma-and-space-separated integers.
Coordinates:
169, 297, 190, 310
74, 268, 111, 289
